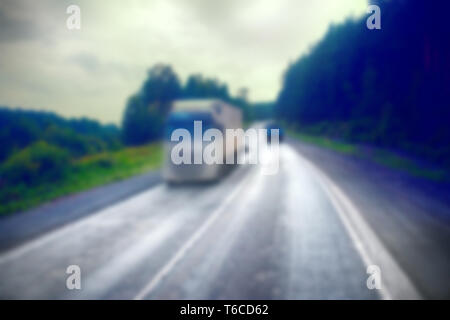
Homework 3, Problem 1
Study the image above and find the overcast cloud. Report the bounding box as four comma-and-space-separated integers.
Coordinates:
0, 0, 367, 124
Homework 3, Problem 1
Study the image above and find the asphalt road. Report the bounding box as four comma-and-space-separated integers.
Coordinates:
0, 141, 448, 299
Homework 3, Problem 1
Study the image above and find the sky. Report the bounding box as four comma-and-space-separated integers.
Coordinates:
0, 0, 367, 124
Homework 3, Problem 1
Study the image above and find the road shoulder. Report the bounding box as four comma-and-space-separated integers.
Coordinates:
288, 137, 450, 299
0, 171, 162, 252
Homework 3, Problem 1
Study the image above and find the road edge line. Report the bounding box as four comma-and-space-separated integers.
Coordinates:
297, 154, 422, 300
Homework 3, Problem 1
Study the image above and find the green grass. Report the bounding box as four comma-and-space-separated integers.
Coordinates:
288, 130, 357, 155
288, 130, 448, 182
370, 149, 448, 182
0, 143, 163, 215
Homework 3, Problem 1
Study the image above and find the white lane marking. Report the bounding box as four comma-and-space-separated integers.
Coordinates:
69, 172, 246, 299
182, 168, 267, 298
293, 147, 422, 299
133, 169, 255, 300
0, 186, 165, 265
67, 215, 180, 299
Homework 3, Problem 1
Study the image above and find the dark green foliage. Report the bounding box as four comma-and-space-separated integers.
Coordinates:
182, 74, 252, 120
276, 0, 450, 166
0, 107, 121, 162
0, 107, 122, 210
122, 64, 182, 145
249, 102, 274, 121
183, 74, 231, 101
43, 125, 106, 157
122, 64, 258, 146
0, 141, 70, 185
122, 94, 166, 145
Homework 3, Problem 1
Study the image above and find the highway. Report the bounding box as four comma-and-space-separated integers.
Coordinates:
0, 140, 449, 299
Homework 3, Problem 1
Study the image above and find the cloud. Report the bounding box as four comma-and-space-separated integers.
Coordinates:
0, 2, 38, 42
68, 52, 101, 72
0, 0, 64, 44
0, 0, 368, 124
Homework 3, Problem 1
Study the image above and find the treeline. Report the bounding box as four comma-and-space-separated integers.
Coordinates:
0, 65, 261, 195
250, 102, 274, 121
122, 64, 252, 146
0, 107, 121, 186
276, 0, 450, 166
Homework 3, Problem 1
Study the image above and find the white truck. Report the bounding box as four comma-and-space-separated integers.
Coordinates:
163, 99, 243, 183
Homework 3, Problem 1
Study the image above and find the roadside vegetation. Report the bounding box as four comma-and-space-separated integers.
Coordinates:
288, 128, 449, 182
0, 142, 162, 215
0, 107, 165, 216
0, 64, 260, 216
121, 65, 254, 146
276, 1, 450, 171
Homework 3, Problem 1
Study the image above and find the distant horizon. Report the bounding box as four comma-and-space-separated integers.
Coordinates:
0, 96, 276, 127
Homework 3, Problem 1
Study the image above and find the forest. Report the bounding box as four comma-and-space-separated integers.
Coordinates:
276, 0, 450, 167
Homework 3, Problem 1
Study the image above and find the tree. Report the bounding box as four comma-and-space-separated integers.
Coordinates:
275, 0, 450, 165
183, 74, 230, 101
122, 64, 182, 145
122, 95, 165, 145
141, 64, 182, 116
0, 141, 70, 185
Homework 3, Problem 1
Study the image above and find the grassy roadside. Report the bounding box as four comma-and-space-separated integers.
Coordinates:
288, 130, 448, 182
289, 131, 357, 155
0, 143, 163, 216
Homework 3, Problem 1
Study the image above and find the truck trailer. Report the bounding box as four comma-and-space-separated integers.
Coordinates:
163, 99, 243, 183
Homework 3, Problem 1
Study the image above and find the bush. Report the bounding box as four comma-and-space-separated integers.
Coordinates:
43, 125, 106, 157
0, 141, 70, 185
92, 154, 116, 168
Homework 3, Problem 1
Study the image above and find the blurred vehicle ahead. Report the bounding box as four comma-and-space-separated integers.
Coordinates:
163, 99, 242, 183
